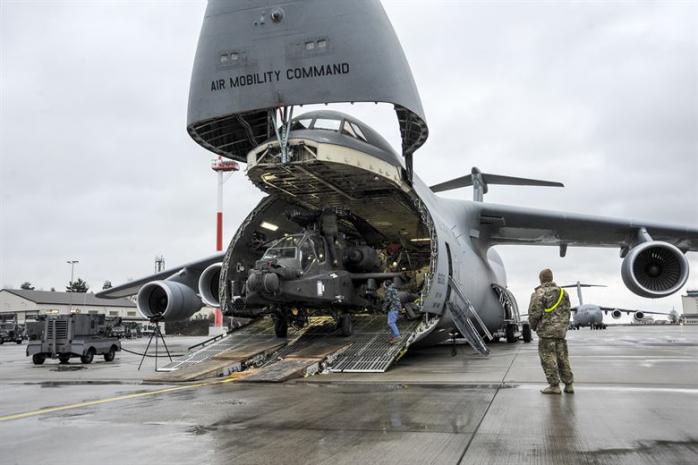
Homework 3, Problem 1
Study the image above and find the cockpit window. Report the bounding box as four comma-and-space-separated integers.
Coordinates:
342, 121, 368, 142
299, 238, 317, 270
313, 118, 341, 131
342, 121, 357, 138
262, 236, 300, 260
290, 118, 312, 130
349, 122, 367, 142
311, 236, 326, 262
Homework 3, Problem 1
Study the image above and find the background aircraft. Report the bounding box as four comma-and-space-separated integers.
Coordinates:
562, 282, 669, 330
98, 0, 698, 355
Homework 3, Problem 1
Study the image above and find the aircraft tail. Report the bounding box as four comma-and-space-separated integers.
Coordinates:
559, 284, 607, 288
559, 282, 606, 306
429, 167, 563, 201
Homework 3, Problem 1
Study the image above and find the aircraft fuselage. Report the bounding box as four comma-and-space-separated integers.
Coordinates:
218, 111, 513, 343
572, 304, 605, 328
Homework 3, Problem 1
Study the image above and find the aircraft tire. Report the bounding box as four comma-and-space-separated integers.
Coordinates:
506, 323, 517, 343
59, 354, 71, 364
32, 354, 45, 365
274, 312, 288, 338
339, 314, 353, 337
522, 323, 532, 343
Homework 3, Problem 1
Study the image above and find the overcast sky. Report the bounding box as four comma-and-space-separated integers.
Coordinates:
1, 1, 696, 320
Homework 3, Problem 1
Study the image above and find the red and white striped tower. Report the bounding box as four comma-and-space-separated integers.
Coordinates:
211, 157, 240, 328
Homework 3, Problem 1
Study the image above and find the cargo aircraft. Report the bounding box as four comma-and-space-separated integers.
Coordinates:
99, 0, 697, 355
560, 282, 669, 330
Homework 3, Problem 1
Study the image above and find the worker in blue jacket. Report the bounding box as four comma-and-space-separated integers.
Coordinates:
383, 280, 401, 344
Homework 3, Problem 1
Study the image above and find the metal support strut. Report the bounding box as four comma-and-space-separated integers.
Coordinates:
271, 106, 294, 164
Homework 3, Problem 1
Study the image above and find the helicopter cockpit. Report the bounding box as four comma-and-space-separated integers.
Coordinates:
260, 233, 326, 274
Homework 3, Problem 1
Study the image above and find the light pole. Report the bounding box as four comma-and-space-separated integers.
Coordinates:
66, 260, 79, 283
211, 158, 239, 251
211, 158, 239, 330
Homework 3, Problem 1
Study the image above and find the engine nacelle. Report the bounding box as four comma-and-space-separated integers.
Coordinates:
611, 309, 622, 319
198, 263, 222, 307
621, 241, 689, 298
136, 280, 202, 321
634, 311, 645, 320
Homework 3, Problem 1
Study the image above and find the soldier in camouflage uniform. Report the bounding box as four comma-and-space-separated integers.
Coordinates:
528, 268, 575, 395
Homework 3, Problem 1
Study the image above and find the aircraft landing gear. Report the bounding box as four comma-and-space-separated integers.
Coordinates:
338, 313, 353, 337
505, 323, 518, 343
273, 310, 288, 338
522, 322, 532, 343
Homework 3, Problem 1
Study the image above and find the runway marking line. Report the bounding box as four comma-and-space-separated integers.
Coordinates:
0, 371, 250, 422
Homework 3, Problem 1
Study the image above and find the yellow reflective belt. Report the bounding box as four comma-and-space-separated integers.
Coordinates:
544, 289, 565, 313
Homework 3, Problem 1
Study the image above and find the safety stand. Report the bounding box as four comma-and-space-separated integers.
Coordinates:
138, 320, 173, 372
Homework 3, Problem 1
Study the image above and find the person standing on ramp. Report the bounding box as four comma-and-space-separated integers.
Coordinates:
528, 268, 575, 394
383, 280, 401, 344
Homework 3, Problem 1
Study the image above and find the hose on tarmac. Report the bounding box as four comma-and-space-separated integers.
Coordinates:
119, 347, 185, 358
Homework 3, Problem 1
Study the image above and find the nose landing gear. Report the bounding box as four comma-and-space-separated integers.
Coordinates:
273, 309, 288, 338
338, 313, 353, 337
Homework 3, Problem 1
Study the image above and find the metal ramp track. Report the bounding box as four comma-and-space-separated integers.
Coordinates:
448, 277, 491, 356
156, 314, 422, 379
159, 318, 279, 372
326, 316, 422, 373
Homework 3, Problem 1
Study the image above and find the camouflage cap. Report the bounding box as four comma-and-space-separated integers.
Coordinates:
539, 268, 554, 283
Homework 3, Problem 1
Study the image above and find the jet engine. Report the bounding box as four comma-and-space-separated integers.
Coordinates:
198, 263, 222, 307
634, 311, 645, 320
611, 309, 623, 319
136, 280, 202, 321
621, 241, 689, 298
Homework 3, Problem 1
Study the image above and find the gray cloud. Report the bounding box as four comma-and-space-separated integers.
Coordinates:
1, 1, 696, 317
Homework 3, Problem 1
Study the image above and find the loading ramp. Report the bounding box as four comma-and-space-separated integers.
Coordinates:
146, 314, 424, 383
250, 315, 424, 378
144, 319, 286, 383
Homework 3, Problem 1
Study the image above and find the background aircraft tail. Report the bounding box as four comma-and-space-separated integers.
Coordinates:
560, 282, 606, 306
430, 166, 563, 201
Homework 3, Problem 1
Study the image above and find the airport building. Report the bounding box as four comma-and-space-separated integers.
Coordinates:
0, 289, 138, 323
680, 290, 698, 325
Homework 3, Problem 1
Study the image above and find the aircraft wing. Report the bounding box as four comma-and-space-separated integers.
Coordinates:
96, 253, 225, 299
599, 307, 668, 316
478, 203, 698, 251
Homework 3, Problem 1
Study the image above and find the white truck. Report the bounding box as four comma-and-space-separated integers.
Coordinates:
26, 314, 121, 365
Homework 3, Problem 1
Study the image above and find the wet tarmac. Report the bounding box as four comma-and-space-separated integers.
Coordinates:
1, 326, 697, 464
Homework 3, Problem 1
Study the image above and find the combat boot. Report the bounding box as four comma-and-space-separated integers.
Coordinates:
541, 384, 562, 395
564, 384, 574, 394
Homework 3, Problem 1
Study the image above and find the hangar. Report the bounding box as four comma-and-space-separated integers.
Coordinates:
0, 289, 138, 323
